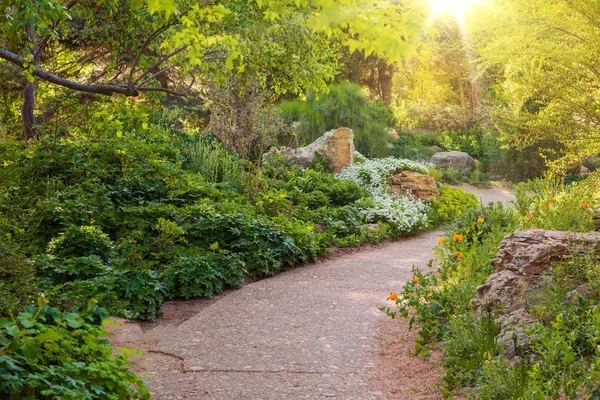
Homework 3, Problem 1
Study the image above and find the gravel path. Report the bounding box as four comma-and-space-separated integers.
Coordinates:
109, 185, 513, 399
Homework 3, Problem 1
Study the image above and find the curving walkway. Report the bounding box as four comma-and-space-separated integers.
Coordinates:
110, 185, 514, 399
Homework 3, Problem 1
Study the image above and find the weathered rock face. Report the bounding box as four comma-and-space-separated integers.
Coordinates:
430, 151, 475, 172
472, 229, 600, 358
265, 128, 354, 173
389, 171, 440, 202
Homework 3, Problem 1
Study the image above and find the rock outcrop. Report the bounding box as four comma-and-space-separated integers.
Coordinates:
430, 151, 475, 172
389, 171, 440, 202
472, 229, 600, 358
265, 128, 355, 172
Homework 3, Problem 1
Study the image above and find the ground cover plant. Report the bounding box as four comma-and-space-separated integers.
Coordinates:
384, 173, 600, 399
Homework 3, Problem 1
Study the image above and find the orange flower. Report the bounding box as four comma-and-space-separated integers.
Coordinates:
593, 182, 598, 187
542, 204, 549, 209
527, 214, 534, 220
566, 206, 571, 210
477, 217, 485, 223
562, 254, 568, 260
437, 237, 446, 245
551, 198, 556, 202
533, 226, 538, 230
581, 203, 588, 208
453, 251, 463, 258
412, 276, 420, 285
453, 234, 463, 242
388, 292, 399, 301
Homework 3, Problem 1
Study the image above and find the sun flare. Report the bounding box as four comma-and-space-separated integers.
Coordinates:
431, 0, 481, 17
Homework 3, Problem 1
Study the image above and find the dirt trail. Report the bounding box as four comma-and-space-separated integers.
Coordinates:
107, 185, 513, 399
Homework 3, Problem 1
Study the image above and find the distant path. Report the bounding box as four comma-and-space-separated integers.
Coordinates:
110, 185, 513, 399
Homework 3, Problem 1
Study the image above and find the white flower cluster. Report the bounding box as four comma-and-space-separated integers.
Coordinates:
356, 190, 430, 234
337, 155, 431, 233
338, 156, 430, 192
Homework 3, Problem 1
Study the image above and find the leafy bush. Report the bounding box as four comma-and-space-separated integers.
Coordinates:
515, 174, 600, 232
183, 134, 245, 191
386, 174, 600, 398
0, 114, 325, 319
430, 186, 479, 225
279, 82, 395, 157
0, 239, 38, 317
0, 299, 148, 399
382, 202, 518, 383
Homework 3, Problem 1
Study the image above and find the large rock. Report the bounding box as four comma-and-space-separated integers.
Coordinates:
472, 229, 600, 358
265, 128, 354, 172
389, 171, 440, 202
430, 151, 475, 172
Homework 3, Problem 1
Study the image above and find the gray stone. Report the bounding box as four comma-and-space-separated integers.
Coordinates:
472, 229, 600, 359
430, 151, 475, 172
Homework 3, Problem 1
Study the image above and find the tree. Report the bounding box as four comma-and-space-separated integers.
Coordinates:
473, 0, 600, 169
0, 0, 427, 141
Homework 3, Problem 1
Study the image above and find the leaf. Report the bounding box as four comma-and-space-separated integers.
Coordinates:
20, 340, 40, 359
5, 325, 20, 337
64, 313, 83, 329
38, 330, 60, 343
0, 318, 14, 329
209, 242, 219, 250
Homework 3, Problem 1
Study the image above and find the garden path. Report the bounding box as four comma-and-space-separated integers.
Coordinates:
109, 184, 514, 399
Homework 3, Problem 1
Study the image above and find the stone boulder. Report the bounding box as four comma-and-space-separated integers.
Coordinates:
265, 128, 354, 173
389, 171, 440, 202
472, 229, 600, 358
430, 151, 475, 172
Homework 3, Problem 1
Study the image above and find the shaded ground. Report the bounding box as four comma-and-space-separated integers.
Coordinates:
107, 185, 512, 399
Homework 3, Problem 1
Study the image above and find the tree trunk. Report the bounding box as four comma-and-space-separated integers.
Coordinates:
22, 80, 38, 141
378, 63, 394, 107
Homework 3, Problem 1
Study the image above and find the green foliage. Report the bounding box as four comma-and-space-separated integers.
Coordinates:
0, 103, 327, 319
515, 174, 600, 232
279, 82, 395, 157
0, 299, 148, 399
430, 186, 479, 225
183, 134, 244, 191
0, 238, 38, 317
388, 174, 600, 398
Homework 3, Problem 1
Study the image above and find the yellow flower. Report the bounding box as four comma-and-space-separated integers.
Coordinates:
453, 234, 463, 242
437, 237, 446, 245
477, 217, 484, 223
412, 276, 420, 285
388, 292, 399, 301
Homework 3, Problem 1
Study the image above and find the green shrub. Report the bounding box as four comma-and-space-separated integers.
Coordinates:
183, 134, 244, 191
279, 82, 395, 158
0, 299, 148, 399
430, 186, 479, 225
0, 240, 38, 317
515, 174, 600, 232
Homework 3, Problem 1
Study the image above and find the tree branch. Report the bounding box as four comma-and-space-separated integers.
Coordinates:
128, 23, 177, 90
0, 47, 191, 97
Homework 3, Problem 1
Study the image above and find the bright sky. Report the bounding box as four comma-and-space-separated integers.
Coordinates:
431, 0, 482, 18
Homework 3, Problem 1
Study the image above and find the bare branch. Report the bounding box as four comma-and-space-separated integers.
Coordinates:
133, 45, 187, 86
128, 23, 177, 90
